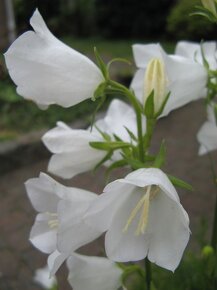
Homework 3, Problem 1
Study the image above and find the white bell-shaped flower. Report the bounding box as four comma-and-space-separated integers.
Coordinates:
85, 168, 190, 271
42, 121, 106, 179
131, 43, 207, 116
175, 41, 217, 70
4, 9, 104, 109
42, 99, 145, 179
25, 173, 101, 260
67, 253, 123, 290
197, 103, 217, 155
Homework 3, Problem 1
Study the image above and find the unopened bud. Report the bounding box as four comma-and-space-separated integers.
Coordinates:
201, 245, 214, 257
144, 58, 167, 113
201, 0, 217, 16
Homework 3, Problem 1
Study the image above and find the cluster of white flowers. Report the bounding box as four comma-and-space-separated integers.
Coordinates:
4, 8, 217, 290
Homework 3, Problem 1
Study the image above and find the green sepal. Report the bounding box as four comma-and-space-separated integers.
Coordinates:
200, 43, 210, 70
94, 125, 111, 142
122, 155, 146, 170
90, 93, 106, 129
144, 90, 155, 118
93, 150, 113, 172
124, 126, 138, 142
155, 92, 170, 118
92, 82, 107, 101
113, 134, 123, 142
89, 141, 132, 151
94, 47, 108, 79
168, 174, 194, 191
153, 140, 166, 168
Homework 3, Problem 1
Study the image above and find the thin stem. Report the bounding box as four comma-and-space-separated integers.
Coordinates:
108, 80, 145, 162
143, 117, 156, 155
207, 152, 217, 249
145, 258, 151, 290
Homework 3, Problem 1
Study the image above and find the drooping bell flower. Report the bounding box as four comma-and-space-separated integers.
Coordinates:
85, 168, 190, 271
42, 99, 146, 179
4, 9, 104, 109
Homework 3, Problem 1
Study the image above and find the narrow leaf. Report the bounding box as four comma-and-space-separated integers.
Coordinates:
144, 90, 154, 118
94, 47, 108, 79
168, 174, 193, 191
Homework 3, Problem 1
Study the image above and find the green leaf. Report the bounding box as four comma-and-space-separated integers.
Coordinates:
153, 140, 166, 168
93, 82, 107, 101
144, 90, 154, 118
122, 155, 146, 170
155, 92, 170, 117
200, 43, 210, 70
94, 125, 111, 142
94, 47, 108, 79
124, 126, 137, 142
168, 174, 193, 191
113, 134, 123, 142
90, 93, 106, 129
89, 141, 132, 151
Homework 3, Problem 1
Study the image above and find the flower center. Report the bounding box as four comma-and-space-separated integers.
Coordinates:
123, 185, 159, 236
46, 212, 59, 229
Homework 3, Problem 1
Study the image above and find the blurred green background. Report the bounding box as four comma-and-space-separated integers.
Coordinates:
0, 0, 215, 140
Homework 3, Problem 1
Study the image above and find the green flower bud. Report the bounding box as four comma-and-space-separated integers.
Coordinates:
201, 245, 214, 257
144, 58, 167, 113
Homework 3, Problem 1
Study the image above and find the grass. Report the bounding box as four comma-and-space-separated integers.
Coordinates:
0, 37, 175, 140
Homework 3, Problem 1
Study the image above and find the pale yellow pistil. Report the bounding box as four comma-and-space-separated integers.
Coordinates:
46, 212, 59, 229
123, 186, 159, 236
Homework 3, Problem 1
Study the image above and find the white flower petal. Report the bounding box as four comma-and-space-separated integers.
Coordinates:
30, 213, 57, 254
131, 43, 207, 116
147, 191, 190, 271
105, 189, 149, 262
47, 250, 68, 276
175, 41, 217, 70
197, 121, 217, 155
47, 149, 105, 179
67, 253, 122, 290
34, 265, 57, 289
95, 99, 145, 141
57, 189, 102, 253
116, 168, 180, 203
42, 123, 100, 154
132, 44, 163, 68
85, 182, 132, 232
4, 9, 103, 108
25, 172, 64, 212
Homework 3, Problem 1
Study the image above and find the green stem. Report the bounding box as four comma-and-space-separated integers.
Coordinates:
145, 258, 151, 290
108, 80, 154, 288
143, 117, 156, 155
208, 153, 217, 250
108, 80, 145, 162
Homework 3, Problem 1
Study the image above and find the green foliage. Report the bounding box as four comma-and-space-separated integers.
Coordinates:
95, 0, 177, 39
167, 0, 216, 40
152, 249, 217, 290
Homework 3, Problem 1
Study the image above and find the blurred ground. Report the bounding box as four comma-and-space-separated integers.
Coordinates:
0, 99, 217, 290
